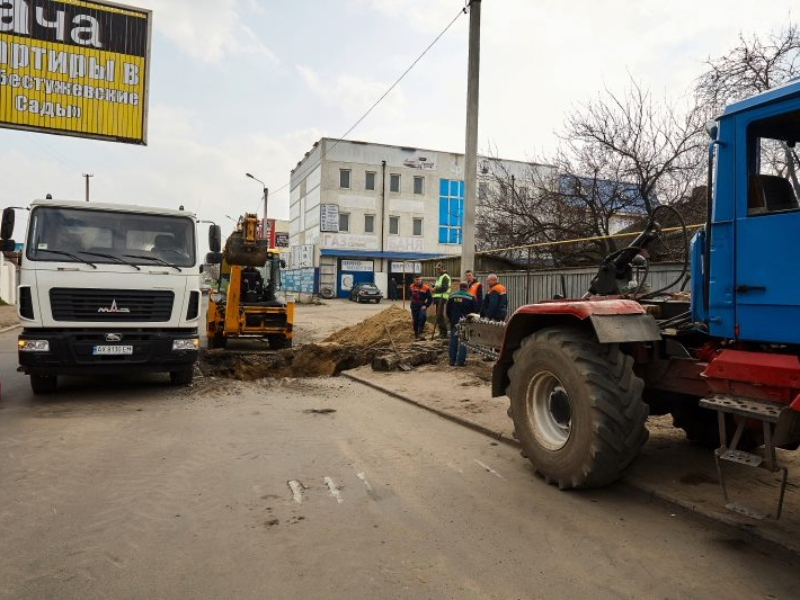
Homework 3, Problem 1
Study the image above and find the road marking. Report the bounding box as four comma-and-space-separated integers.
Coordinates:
356, 472, 373, 492
324, 476, 344, 504
288, 480, 304, 504
474, 460, 505, 479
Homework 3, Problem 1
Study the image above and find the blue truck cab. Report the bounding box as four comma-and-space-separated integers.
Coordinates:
698, 78, 800, 344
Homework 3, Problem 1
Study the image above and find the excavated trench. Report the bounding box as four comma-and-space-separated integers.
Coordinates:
199, 305, 435, 380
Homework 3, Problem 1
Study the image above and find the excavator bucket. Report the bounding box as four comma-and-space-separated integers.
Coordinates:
223, 229, 270, 267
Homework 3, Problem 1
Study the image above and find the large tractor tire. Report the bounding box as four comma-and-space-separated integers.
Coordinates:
507, 327, 648, 489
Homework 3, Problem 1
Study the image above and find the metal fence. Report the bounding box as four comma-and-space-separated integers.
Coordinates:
477, 263, 688, 315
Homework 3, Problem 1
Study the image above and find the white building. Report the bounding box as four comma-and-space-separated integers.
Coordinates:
288, 138, 535, 298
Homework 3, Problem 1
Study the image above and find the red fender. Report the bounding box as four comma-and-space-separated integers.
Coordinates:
492, 299, 660, 398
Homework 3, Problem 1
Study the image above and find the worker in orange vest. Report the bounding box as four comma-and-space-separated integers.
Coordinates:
409, 275, 433, 339
464, 270, 483, 313
480, 273, 507, 322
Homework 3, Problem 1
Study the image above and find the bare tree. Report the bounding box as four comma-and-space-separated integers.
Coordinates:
563, 79, 706, 216
696, 22, 800, 111
477, 80, 705, 267
697, 22, 800, 193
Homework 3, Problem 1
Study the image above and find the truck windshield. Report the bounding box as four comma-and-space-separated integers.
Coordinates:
26, 206, 196, 268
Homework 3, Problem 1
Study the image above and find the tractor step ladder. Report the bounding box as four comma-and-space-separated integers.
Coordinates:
699, 395, 789, 520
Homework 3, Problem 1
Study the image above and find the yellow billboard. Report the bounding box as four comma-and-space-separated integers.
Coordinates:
0, 0, 151, 144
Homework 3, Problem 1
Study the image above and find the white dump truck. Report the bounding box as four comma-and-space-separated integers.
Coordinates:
0, 199, 217, 394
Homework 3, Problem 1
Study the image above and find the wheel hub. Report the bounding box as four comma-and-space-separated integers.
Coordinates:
528, 371, 572, 451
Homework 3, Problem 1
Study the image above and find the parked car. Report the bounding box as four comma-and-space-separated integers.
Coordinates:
349, 283, 383, 303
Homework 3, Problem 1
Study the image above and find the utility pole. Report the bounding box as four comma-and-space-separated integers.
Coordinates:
82, 173, 93, 202
263, 187, 270, 242
246, 173, 269, 241
461, 0, 481, 273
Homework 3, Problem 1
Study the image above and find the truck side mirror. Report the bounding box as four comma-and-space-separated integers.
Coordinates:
0, 239, 15, 252
1, 207, 15, 240
705, 120, 719, 140
209, 225, 221, 253
206, 251, 223, 265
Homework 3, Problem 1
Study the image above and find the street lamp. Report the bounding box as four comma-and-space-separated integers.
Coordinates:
245, 172, 269, 241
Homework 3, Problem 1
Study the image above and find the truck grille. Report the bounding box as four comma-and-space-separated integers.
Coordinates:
50, 288, 175, 322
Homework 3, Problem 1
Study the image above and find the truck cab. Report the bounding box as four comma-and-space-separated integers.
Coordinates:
699, 79, 800, 344
2, 199, 202, 394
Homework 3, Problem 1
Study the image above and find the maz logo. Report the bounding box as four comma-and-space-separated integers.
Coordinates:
97, 300, 130, 314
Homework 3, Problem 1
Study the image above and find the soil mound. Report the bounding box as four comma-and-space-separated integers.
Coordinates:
324, 304, 415, 346
200, 306, 417, 380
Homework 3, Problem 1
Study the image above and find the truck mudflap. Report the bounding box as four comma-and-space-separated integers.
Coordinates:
18, 329, 198, 376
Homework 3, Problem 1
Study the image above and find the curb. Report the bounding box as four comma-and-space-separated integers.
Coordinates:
0, 323, 20, 335
343, 371, 800, 559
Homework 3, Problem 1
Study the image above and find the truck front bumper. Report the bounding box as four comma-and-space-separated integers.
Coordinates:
18, 329, 199, 376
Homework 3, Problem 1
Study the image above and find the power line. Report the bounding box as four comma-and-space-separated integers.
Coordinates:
254, 5, 468, 212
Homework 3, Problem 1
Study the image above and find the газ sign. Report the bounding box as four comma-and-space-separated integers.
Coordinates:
0, 0, 151, 144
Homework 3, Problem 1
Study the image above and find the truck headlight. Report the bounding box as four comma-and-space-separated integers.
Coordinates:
19, 340, 50, 352
172, 339, 199, 351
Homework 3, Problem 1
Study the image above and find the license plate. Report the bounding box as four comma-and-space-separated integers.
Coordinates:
92, 345, 134, 356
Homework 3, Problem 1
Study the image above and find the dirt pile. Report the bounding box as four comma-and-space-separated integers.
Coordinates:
200, 305, 420, 380
324, 304, 416, 346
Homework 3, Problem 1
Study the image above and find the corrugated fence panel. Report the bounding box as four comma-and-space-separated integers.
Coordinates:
477, 264, 688, 315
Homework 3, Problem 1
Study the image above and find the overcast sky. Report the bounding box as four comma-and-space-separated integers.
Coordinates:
0, 0, 795, 238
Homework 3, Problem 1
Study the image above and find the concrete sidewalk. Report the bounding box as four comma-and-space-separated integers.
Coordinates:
0, 304, 18, 332
344, 360, 800, 557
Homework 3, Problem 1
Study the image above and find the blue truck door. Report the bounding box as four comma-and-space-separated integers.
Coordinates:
736, 211, 800, 343
734, 105, 800, 344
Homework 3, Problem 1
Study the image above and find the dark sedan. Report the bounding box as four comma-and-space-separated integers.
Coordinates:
349, 283, 383, 303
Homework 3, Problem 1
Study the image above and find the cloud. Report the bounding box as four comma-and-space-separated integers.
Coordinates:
296, 64, 408, 126
351, 0, 467, 33
137, 0, 278, 64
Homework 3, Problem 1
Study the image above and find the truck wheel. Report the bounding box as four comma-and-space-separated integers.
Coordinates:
268, 335, 290, 349
30, 374, 57, 395
170, 368, 194, 386
671, 399, 762, 450
507, 328, 648, 489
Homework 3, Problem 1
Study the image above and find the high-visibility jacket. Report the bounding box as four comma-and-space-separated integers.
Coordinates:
432, 272, 451, 300
467, 280, 483, 311
481, 283, 508, 321
409, 283, 433, 306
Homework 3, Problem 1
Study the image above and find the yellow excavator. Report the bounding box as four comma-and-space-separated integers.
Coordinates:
206, 213, 294, 349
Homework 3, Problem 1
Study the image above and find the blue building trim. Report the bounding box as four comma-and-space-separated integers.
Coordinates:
319, 249, 443, 260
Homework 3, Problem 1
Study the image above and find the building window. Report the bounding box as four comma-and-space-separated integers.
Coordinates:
389, 216, 399, 235
438, 179, 464, 244
339, 213, 350, 232
413, 218, 423, 236
479, 182, 488, 201
340, 169, 351, 189
390, 174, 400, 193
414, 176, 424, 195
365, 171, 376, 191
364, 214, 375, 234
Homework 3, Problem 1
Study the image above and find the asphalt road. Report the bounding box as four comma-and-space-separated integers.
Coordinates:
1, 328, 799, 599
